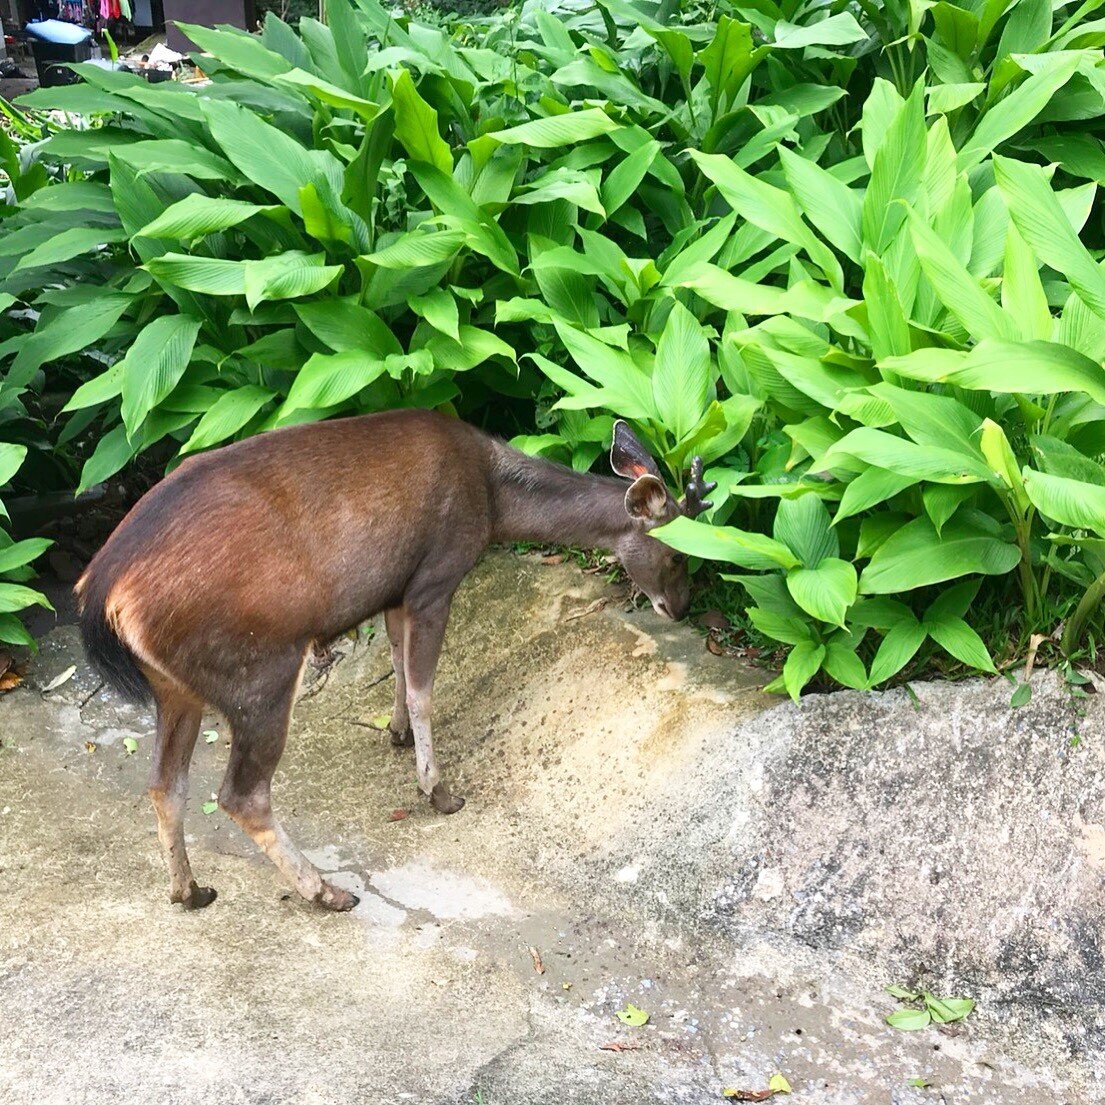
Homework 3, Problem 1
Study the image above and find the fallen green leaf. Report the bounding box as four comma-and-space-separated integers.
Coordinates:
371, 713, 391, 729
887, 1007, 932, 1030
122, 736, 138, 755
768, 1073, 791, 1094
907, 1077, 931, 1088
201, 800, 218, 815
615, 1003, 649, 1027
1009, 683, 1031, 708
204, 729, 220, 743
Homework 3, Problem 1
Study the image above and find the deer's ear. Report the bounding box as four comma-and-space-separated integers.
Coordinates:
624, 474, 668, 523
611, 420, 661, 481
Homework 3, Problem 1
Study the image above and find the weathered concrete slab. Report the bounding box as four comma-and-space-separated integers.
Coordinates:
0, 550, 1100, 1103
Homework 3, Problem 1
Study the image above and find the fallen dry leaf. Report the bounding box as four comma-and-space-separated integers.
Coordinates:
706, 636, 725, 656
722, 1091, 774, 1102
41, 665, 76, 693
389, 808, 409, 822
528, 946, 545, 974
84, 741, 97, 754
0, 651, 10, 677
563, 597, 609, 623
598, 1041, 640, 1053
0, 671, 22, 693
540, 553, 565, 565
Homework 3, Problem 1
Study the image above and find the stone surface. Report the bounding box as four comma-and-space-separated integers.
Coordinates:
0, 550, 1099, 1103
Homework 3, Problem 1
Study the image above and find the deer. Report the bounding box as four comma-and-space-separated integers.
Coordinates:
76, 410, 715, 912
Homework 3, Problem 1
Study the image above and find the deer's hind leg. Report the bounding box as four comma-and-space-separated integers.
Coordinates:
147, 675, 214, 910
216, 647, 358, 912
384, 606, 413, 748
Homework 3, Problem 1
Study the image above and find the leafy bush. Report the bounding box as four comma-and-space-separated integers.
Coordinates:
3, 0, 1105, 694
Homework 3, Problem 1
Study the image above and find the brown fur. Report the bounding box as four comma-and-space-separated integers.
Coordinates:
78, 409, 691, 911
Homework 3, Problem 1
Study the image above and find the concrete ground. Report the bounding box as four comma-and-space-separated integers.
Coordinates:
0, 551, 1100, 1103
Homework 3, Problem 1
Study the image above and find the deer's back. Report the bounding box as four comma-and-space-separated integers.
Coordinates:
79, 410, 495, 662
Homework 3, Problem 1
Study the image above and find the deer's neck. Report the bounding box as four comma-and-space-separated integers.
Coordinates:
489, 442, 630, 549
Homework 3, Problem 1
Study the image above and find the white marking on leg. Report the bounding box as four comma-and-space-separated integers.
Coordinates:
407, 685, 440, 795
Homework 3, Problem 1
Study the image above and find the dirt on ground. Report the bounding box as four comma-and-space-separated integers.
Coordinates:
0, 551, 1100, 1103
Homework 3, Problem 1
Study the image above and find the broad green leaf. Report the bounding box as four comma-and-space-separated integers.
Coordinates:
907, 210, 1017, 341
173, 20, 293, 78
822, 642, 868, 689
887, 1008, 932, 1031
281, 350, 386, 414
390, 69, 452, 172
924, 613, 998, 673
1023, 468, 1105, 535
863, 85, 926, 254
13, 226, 127, 273
202, 98, 343, 216
0, 538, 51, 574
295, 299, 402, 355
0, 582, 53, 614
1001, 222, 1051, 341
145, 254, 247, 295
410, 287, 460, 342
958, 54, 1080, 170
779, 146, 862, 264
0, 444, 28, 486
120, 314, 202, 436
782, 640, 825, 702
653, 515, 800, 570
835, 468, 914, 523
180, 385, 275, 454
994, 154, 1105, 322
786, 558, 857, 627
275, 68, 380, 118
868, 616, 927, 686
774, 12, 866, 48
979, 418, 1029, 511
690, 151, 842, 290
243, 252, 342, 311
822, 428, 992, 484
0, 612, 35, 648
137, 195, 277, 239
860, 516, 1020, 594
774, 494, 837, 566
653, 302, 710, 441
489, 108, 619, 148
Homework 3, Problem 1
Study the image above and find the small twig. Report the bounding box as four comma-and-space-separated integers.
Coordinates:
563, 597, 609, 623
528, 946, 545, 974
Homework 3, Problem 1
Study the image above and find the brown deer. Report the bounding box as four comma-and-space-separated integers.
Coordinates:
76, 411, 714, 912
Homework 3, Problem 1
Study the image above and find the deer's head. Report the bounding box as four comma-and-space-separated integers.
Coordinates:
609, 420, 715, 622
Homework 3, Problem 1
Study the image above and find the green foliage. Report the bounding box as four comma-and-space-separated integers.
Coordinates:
2, 0, 1105, 687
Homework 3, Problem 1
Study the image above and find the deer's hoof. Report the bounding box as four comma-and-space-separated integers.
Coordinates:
430, 783, 465, 815
175, 883, 217, 910
316, 882, 360, 912
389, 725, 415, 748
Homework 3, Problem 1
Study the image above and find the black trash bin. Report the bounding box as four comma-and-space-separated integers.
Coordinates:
31, 37, 92, 86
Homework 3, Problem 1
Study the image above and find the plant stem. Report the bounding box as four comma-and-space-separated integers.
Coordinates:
1062, 570, 1105, 655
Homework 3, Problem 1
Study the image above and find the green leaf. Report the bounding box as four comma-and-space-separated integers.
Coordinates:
786, 558, 857, 628
782, 640, 826, 702
959, 54, 1080, 171
653, 515, 800, 570
0, 582, 53, 614
410, 288, 460, 343
179, 385, 275, 454
203, 729, 220, 743
835, 468, 915, 523
779, 147, 862, 264
0, 612, 35, 648
123, 736, 138, 755
822, 641, 868, 690
653, 302, 710, 442
173, 20, 293, 78
860, 516, 1021, 594
364, 230, 466, 269
202, 800, 218, 815
275, 68, 380, 119
615, 1003, 649, 1027
823, 428, 992, 485
774, 12, 866, 48
868, 617, 927, 686
120, 315, 202, 437
924, 613, 998, 673
489, 108, 619, 148
0, 444, 27, 487
887, 1008, 932, 1031
295, 299, 401, 355
137, 195, 277, 239
925, 996, 974, 1023
390, 69, 452, 173
1010, 682, 1032, 708
12, 226, 127, 273
0, 538, 51, 574
280, 350, 386, 415
863, 85, 926, 253
145, 254, 247, 296
202, 98, 343, 216
1023, 468, 1105, 536
774, 495, 838, 567
242, 252, 342, 310
994, 154, 1105, 322
690, 151, 842, 290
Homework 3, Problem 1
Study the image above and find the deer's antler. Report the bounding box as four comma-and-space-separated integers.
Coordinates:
681, 456, 717, 518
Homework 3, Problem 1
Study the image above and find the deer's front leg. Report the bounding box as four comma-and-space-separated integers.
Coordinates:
404, 597, 464, 815
384, 607, 413, 747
